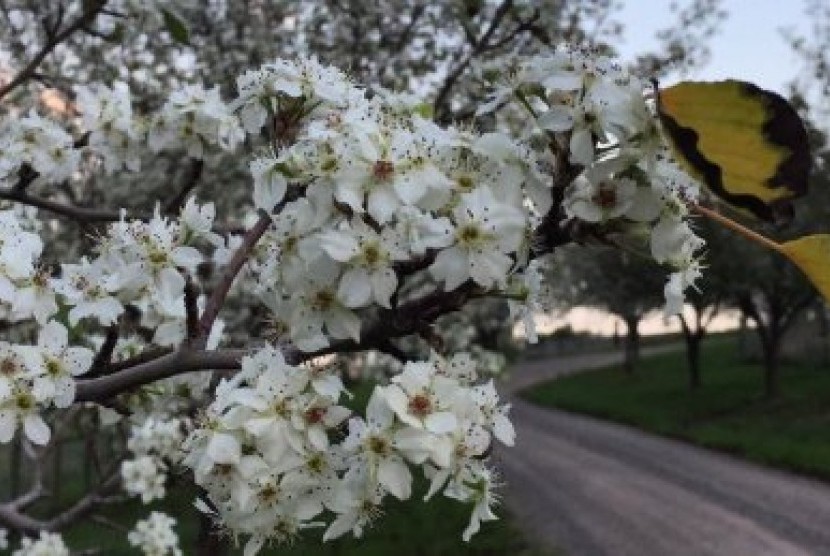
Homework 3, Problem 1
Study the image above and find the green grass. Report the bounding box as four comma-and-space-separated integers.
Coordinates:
523, 336, 830, 480
2, 380, 553, 555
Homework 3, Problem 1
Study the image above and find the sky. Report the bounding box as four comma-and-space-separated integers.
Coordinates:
614, 0, 812, 94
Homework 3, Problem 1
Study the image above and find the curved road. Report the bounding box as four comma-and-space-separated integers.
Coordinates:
497, 347, 830, 556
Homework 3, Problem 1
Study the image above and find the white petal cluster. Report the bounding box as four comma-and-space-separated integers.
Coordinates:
181, 346, 511, 553
0, 321, 93, 446
121, 415, 187, 503
149, 84, 244, 158
128, 511, 182, 556
0, 208, 56, 324
0, 111, 80, 187
51, 201, 217, 340
233, 57, 353, 134
122, 455, 168, 504
74, 81, 142, 173
234, 58, 543, 352
12, 531, 69, 556
480, 45, 705, 313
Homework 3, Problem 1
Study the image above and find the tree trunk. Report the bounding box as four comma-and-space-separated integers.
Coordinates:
737, 313, 750, 360
686, 333, 702, 390
623, 315, 640, 374
679, 315, 704, 391
762, 337, 781, 400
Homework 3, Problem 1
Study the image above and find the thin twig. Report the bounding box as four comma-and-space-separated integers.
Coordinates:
164, 159, 205, 215
184, 273, 200, 342
88, 326, 119, 377
0, 188, 147, 223
0, 1, 108, 100
197, 210, 272, 346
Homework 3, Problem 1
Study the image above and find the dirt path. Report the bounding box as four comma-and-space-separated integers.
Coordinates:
497, 347, 830, 555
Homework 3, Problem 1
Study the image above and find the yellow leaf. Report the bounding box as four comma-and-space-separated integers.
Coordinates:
780, 234, 830, 301
657, 80, 811, 223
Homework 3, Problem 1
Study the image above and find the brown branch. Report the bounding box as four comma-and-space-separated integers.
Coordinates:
434, 0, 515, 122
88, 326, 119, 378
75, 348, 247, 403
0, 188, 148, 223
184, 274, 201, 342
102, 346, 174, 374
74, 282, 484, 403
310, 281, 483, 358
0, 461, 122, 535
164, 159, 205, 215
0, 1, 108, 100
197, 210, 272, 346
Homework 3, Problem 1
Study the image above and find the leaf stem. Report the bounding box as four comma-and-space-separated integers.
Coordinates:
689, 203, 785, 255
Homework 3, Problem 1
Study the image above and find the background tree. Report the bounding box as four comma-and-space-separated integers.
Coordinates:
558, 245, 666, 374
692, 96, 830, 399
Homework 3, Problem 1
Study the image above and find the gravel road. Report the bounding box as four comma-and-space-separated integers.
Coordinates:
497, 347, 830, 556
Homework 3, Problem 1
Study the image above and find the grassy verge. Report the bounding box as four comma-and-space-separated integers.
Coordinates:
523, 336, 830, 480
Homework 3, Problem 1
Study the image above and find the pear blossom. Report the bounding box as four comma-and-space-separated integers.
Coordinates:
342, 388, 415, 499
149, 84, 243, 157
21, 321, 93, 408
51, 259, 124, 326
287, 258, 361, 352
250, 153, 289, 211
12, 531, 70, 556
122, 455, 168, 503
128, 512, 182, 556
10, 269, 58, 324
430, 186, 527, 290
564, 161, 661, 223
74, 81, 142, 173
320, 219, 408, 308
323, 481, 386, 541
444, 461, 501, 542
380, 361, 460, 437
0, 111, 81, 185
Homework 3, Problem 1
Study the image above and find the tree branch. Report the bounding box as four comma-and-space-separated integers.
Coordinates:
434, 0, 515, 122
197, 210, 272, 345
0, 460, 122, 535
75, 281, 485, 402
0, 1, 108, 100
163, 159, 205, 216
75, 348, 247, 403
0, 187, 147, 223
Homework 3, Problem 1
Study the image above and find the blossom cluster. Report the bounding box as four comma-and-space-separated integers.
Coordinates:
230, 58, 548, 351
480, 46, 706, 311
0, 111, 79, 187
122, 415, 188, 503
182, 346, 512, 554
0, 321, 93, 445
11, 531, 70, 556
0, 207, 55, 324
128, 511, 183, 556
53, 198, 220, 344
